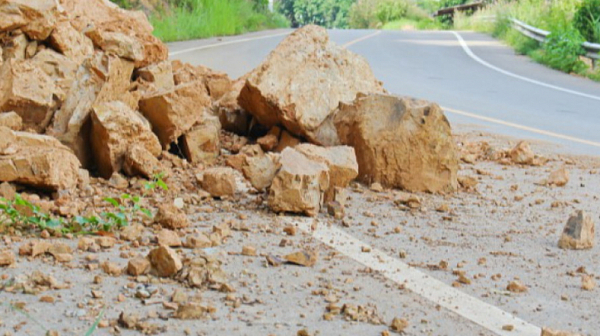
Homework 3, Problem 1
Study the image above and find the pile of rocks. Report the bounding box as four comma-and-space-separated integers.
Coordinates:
0, 0, 459, 218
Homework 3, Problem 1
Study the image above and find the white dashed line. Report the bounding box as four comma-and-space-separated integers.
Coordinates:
169, 31, 291, 56
451, 31, 600, 102
287, 218, 541, 336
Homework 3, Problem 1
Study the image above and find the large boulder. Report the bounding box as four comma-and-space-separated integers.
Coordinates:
139, 81, 212, 148
30, 49, 78, 103
268, 147, 329, 217
0, 59, 57, 132
295, 144, 358, 202
238, 25, 384, 141
0, 0, 60, 40
90, 101, 161, 179
172, 60, 232, 101
315, 93, 458, 193
0, 126, 80, 190
49, 20, 95, 64
59, 0, 168, 68
47, 53, 135, 167
136, 60, 175, 95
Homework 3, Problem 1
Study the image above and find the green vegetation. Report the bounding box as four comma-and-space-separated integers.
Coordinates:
110, 0, 289, 42
348, 0, 440, 29
454, 0, 600, 81
0, 174, 167, 235
278, 0, 354, 28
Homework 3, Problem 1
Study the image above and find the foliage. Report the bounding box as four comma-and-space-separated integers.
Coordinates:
0, 194, 65, 233
348, 0, 435, 29
532, 28, 587, 74
278, 0, 354, 28
574, 0, 600, 43
375, 0, 409, 25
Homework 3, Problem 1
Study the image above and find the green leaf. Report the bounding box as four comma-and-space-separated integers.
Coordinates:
104, 198, 119, 207
140, 208, 152, 218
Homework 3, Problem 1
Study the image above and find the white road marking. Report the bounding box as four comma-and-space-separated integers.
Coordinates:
286, 218, 541, 336
451, 31, 600, 102
443, 106, 600, 148
342, 30, 382, 48
168, 31, 291, 56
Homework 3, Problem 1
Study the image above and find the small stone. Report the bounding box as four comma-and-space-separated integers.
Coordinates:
327, 201, 344, 219
547, 167, 569, 187
502, 325, 514, 331
172, 289, 188, 304
95, 236, 116, 249
558, 211, 595, 250
127, 257, 151, 276
398, 250, 407, 259
541, 327, 583, 336
91, 290, 103, 299
108, 173, 129, 189
101, 262, 122, 276
390, 317, 409, 333
174, 303, 207, 320
157, 229, 182, 247
284, 250, 318, 267
201, 167, 237, 198
155, 204, 190, 229
148, 246, 182, 277
242, 246, 257, 257
120, 224, 144, 241
507, 280, 527, 293
173, 198, 185, 209
582, 275, 596, 291
40, 296, 55, 303
370, 183, 383, 192
283, 225, 297, 236
183, 234, 212, 249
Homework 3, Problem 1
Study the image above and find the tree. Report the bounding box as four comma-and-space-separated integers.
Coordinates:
278, 0, 355, 28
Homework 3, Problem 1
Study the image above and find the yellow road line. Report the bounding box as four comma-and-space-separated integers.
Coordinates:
343, 30, 382, 48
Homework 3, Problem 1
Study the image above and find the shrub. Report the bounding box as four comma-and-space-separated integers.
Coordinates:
533, 28, 587, 74
573, 0, 600, 42
375, 0, 409, 25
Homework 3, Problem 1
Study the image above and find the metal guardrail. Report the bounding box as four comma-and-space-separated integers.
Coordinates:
511, 18, 600, 68
433, 2, 484, 17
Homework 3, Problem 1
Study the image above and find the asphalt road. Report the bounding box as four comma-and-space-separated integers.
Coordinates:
169, 29, 600, 156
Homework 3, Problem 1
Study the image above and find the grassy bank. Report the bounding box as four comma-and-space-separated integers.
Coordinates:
111, 0, 289, 42
348, 0, 441, 29
454, 0, 600, 81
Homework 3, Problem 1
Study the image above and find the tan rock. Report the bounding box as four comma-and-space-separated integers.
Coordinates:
547, 167, 569, 187
155, 204, 190, 230
295, 144, 358, 202
122, 145, 163, 179
127, 257, 150, 276
509, 141, 544, 166
239, 145, 280, 191
101, 261, 122, 276
582, 274, 596, 291
174, 303, 207, 320
284, 250, 318, 267
241, 245, 257, 257
48, 53, 135, 168
316, 93, 458, 193
390, 318, 409, 333
268, 147, 329, 217
238, 25, 384, 140
0, 0, 60, 40
2, 33, 28, 61
157, 229, 182, 247
137, 60, 174, 94
0, 59, 57, 132
148, 245, 182, 277
30, 49, 78, 103
507, 280, 527, 293
201, 167, 237, 198
0, 127, 81, 190
61, 0, 168, 68
257, 134, 278, 152
90, 101, 161, 178
216, 77, 251, 134
183, 234, 212, 249
0, 112, 22, 130
139, 81, 211, 148
0, 182, 16, 200
0, 250, 15, 266
172, 60, 231, 101
541, 327, 583, 336
120, 223, 144, 241
274, 130, 301, 153
180, 116, 221, 164
558, 211, 595, 250
48, 20, 95, 64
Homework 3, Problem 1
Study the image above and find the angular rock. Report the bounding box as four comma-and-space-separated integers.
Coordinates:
268, 147, 329, 217
0, 0, 60, 40
284, 250, 318, 267
48, 54, 135, 167
547, 167, 569, 187
240, 145, 280, 191
90, 101, 161, 178
0, 127, 81, 190
120, 223, 144, 242
295, 144, 358, 202
0, 112, 22, 130
61, 0, 168, 68
137, 60, 174, 94
174, 303, 207, 320
390, 318, 409, 333
139, 81, 211, 148
0, 250, 15, 266
155, 204, 190, 230
507, 280, 527, 293
172, 60, 231, 101
180, 116, 221, 164
127, 257, 150, 276
257, 133, 279, 152
558, 211, 595, 250
582, 274, 596, 291
30, 48, 78, 103
509, 141, 544, 166
148, 245, 182, 277
2, 33, 28, 62
122, 145, 163, 179
49, 20, 95, 64
216, 77, 251, 135
541, 328, 583, 336
0, 59, 57, 132
157, 229, 182, 247
316, 94, 458, 193
184, 234, 212, 249
238, 25, 384, 140
201, 167, 237, 198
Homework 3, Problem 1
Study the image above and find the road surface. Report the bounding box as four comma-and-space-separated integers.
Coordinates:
169, 29, 600, 156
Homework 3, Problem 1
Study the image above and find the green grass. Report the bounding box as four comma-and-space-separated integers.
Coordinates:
150, 0, 289, 42
382, 18, 441, 30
